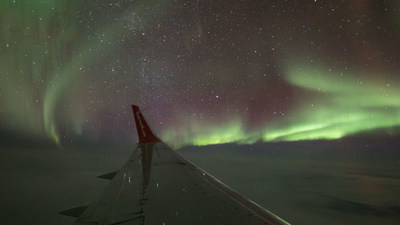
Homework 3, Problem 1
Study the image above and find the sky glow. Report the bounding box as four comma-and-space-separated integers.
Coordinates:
1, 0, 399, 148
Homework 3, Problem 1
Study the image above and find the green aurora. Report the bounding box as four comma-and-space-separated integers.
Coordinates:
162, 66, 400, 148
1, 0, 171, 145
1, 1, 399, 148
262, 65, 400, 141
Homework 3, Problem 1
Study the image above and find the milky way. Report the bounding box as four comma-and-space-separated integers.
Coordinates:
1, 0, 399, 148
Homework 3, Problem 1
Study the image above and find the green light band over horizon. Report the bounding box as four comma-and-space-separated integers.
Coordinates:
162, 65, 400, 148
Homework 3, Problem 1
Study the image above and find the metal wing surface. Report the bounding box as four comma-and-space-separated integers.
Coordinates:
62, 105, 290, 225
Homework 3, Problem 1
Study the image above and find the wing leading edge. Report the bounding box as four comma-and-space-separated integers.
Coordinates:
62, 105, 290, 225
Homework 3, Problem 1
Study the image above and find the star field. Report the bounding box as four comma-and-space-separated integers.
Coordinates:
0, 0, 399, 148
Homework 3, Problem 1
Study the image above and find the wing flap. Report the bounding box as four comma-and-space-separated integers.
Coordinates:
59, 205, 88, 218
97, 171, 118, 180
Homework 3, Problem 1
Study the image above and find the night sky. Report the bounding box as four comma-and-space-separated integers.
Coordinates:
1, 0, 400, 148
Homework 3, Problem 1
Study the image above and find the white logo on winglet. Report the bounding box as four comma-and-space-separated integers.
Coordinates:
136, 111, 146, 137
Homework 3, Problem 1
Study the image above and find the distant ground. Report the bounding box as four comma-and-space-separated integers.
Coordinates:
0, 138, 399, 225
179, 138, 400, 225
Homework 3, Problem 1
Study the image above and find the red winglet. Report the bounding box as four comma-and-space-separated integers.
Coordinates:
131, 105, 160, 143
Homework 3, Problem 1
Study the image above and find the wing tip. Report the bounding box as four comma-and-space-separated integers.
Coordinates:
131, 104, 139, 111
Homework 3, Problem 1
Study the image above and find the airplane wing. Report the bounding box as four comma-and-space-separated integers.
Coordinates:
60, 105, 290, 225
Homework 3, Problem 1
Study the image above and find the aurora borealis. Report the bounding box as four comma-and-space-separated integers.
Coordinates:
1, 0, 399, 148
